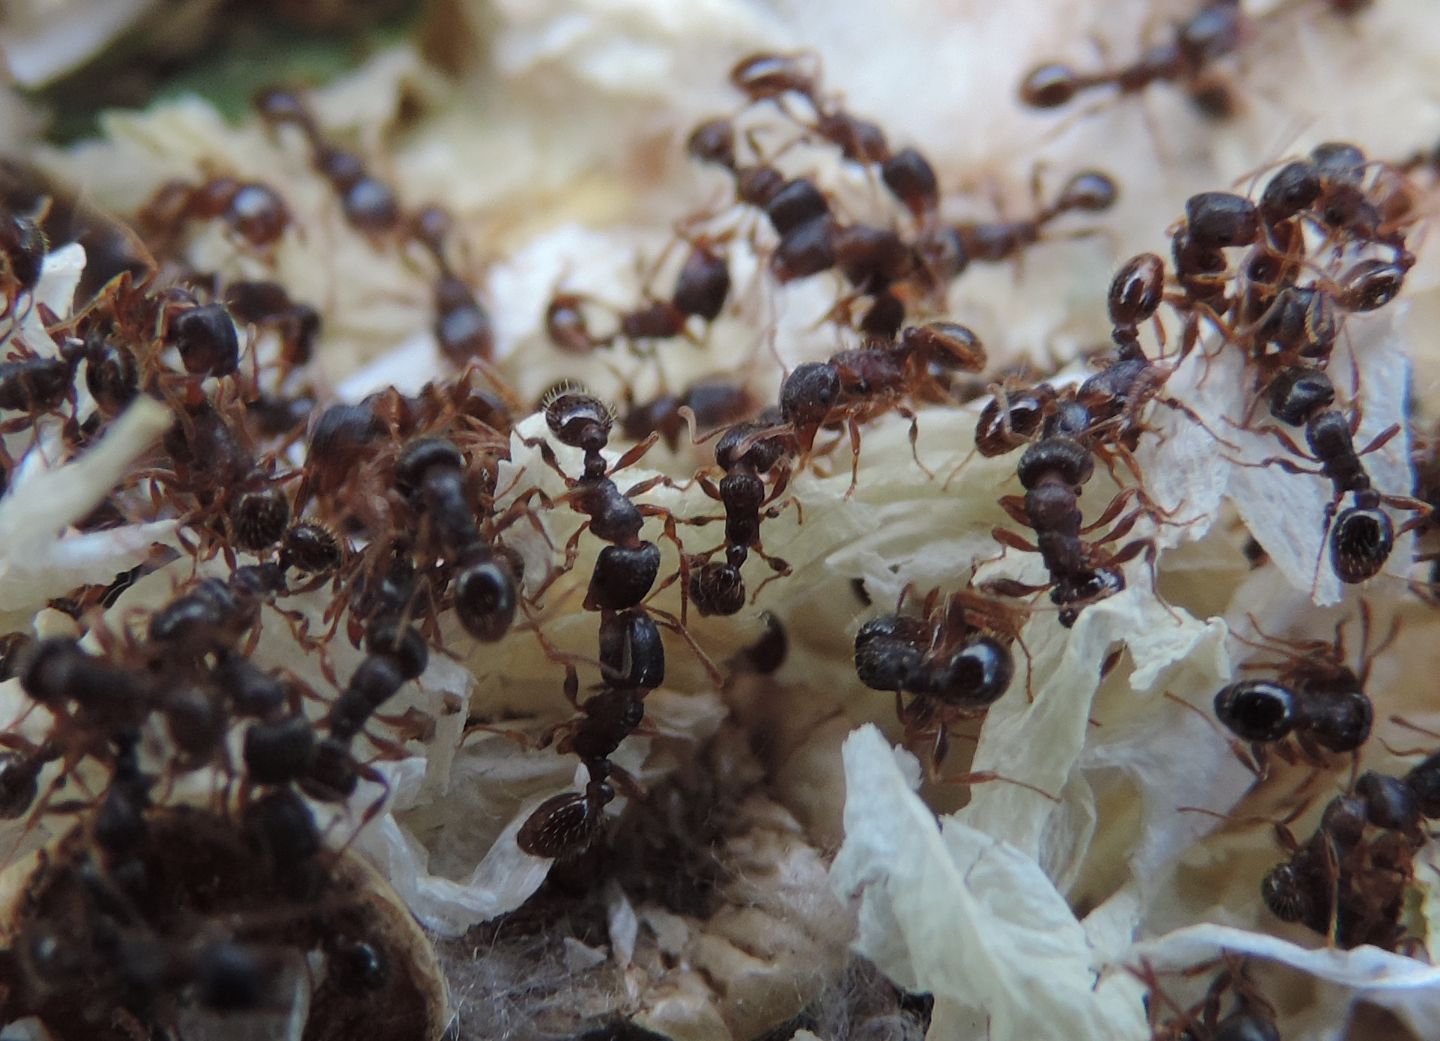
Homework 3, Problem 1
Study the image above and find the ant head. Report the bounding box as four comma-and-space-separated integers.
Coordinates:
1052, 567, 1125, 628
1301, 689, 1373, 752
542, 384, 613, 453
1258, 160, 1321, 225
1183, 191, 1261, 250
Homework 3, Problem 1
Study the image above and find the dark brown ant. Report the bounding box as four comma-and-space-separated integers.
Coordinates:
983, 409, 1162, 626
392, 436, 517, 642
521, 389, 680, 603
146, 563, 286, 661
1240, 366, 1424, 584
136, 176, 291, 256
156, 395, 294, 558
1212, 608, 1389, 771
1020, 1, 1367, 119
1261, 767, 1426, 949
223, 279, 321, 373
0, 344, 82, 432
854, 588, 1029, 773
1130, 956, 1280, 1041
776, 321, 989, 494
254, 87, 402, 237
686, 411, 795, 617
950, 169, 1117, 265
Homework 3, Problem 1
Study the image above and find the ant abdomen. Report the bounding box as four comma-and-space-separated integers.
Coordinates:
544, 389, 613, 453
1214, 680, 1298, 742
517, 781, 614, 859
598, 609, 665, 690
243, 715, 317, 786
1265, 368, 1334, 427
1017, 438, 1093, 489
925, 636, 1014, 708
1018, 63, 1080, 109
454, 550, 518, 641
1329, 502, 1393, 584
170, 303, 241, 378
585, 542, 660, 612
689, 561, 746, 617
229, 486, 291, 551
1107, 253, 1166, 329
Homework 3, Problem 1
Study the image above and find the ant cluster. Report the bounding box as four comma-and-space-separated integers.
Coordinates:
0, 2, 1436, 1036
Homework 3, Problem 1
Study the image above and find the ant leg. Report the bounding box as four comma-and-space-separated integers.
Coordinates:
991, 526, 1039, 554
519, 436, 576, 484
609, 432, 661, 475
1229, 454, 1324, 477
1164, 692, 1262, 777
998, 494, 1030, 527
1355, 422, 1401, 458
647, 606, 725, 688
941, 770, 1060, 802
980, 577, 1050, 599
897, 405, 933, 479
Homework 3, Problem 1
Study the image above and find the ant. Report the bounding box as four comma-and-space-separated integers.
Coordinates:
1020, 1, 1370, 120
854, 588, 1027, 770
1129, 955, 1280, 1041
775, 321, 989, 495
254, 87, 402, 238
982, 403, 1165, 626
686, 410, 796, 617
223, 279, 322, 375
1260, 767, 1426, 949
136, 175, 291, 257
1212, 607, 1390, 771
1237, 365, 1425, 585
543, 234, 732, 355
951, 169, 1118, 264
391, 436, 518, 642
